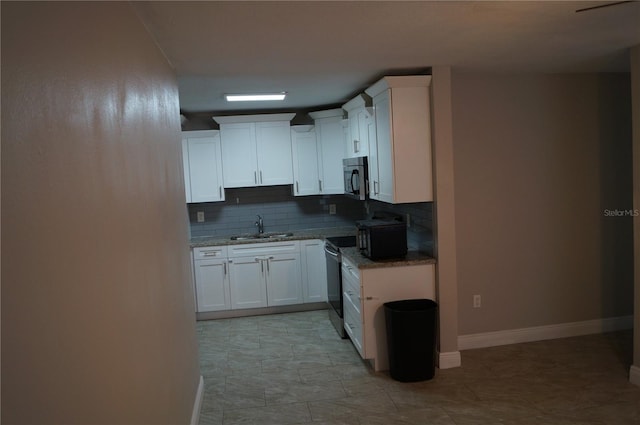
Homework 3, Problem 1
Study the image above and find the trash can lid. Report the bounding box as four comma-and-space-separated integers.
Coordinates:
384, 298, 437, 311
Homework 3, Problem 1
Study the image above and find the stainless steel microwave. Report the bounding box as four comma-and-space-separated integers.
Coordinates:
343, 156, 368, 201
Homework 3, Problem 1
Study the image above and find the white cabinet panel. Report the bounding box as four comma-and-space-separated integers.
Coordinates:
291, 126, 320, 196
228, 256, 267, 309
193, 246, 230, 312
265, 253, 302, 306
365, 76, 433, 204
256, 121, 293, 185
300, 239, 327, 303
228, 240, 300, 309
342, 95, 372, 159
182, 139, 192, 203
220, 123, 258, 188
194, 259, 230, 312
216, 114, 294, 188
310, 109, 345, 195
361, 264, 436, 372
182, 130, 225, 203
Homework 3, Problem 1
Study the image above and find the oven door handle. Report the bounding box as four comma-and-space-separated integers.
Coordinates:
324, 244, 339, 257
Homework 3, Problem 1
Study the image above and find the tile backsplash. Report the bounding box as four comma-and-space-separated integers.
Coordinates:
187, 185, 434, 255
366, 199, 434, 254
188, 186, 365, 238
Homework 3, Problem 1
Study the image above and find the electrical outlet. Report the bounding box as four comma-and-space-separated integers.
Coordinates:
329, 204, 336, 215
473, 294, 481, 308
406, 213, 411, 227
196, 211, 205, 223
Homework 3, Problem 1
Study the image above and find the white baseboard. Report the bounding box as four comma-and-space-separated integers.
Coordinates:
437, 351, 461, 369
458, 315, 633, 351
190, 375, 204, 425
630, 365, 640, 387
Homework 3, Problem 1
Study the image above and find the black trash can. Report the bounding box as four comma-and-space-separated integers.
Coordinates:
384, 299, 437, 382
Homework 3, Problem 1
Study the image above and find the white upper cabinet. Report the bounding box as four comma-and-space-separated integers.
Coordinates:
255, 121, 295, 185
182, 130, 225, 203
342, 94, 373, 158
291, 125, 320, 196
309, 108, 345, 195
365, 76, 433, 204
214, 113, 295, 188
181, 139, 192, 203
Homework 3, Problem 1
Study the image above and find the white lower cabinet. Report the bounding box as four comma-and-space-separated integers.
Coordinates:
342, 257, 436, 372
193, 239, 336, 314
228, 256, 267, 309
300, 239, 327, 302
193, 246, 230, 312
265, 253, 302, 306
342, 257, 363, 356
227, 241, 302, 309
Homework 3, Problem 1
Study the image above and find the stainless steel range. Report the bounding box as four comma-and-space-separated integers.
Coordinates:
325, 235, 357, 338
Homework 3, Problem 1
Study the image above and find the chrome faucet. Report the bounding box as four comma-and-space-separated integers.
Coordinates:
255, 215, 264, 234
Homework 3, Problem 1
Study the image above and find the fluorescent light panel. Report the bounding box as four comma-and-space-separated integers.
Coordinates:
225, 93, 286, 102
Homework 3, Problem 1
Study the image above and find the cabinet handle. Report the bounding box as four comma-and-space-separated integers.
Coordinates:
203, 252, 218, 257
260, 170, 263, 183
254, 171, 257, 184
365, 296, 380, 300
318, 180, 322, 192
266, 258, 270, 273
219, 186, 222, 198
223, 262, 227, 275
296, 181, 299, 193
373, 181, 379, 195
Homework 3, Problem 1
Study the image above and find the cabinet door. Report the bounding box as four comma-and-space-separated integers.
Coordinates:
316, 118, 344, 195
291, 128, 320, 196
188, 134, 225, 203
265, 253, 302, 306
354, 109, 370, 157
371, 91, 394, 203
300, 240, 327, 302
181, 139, 192, 203
220, 123, 258, 188
228, 257, 267, 309
255, 121, 293, 186
194, 259, 230, 312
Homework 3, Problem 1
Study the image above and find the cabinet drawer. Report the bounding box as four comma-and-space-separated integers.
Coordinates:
343, 284, 361, 316
229, 240, 299, 257
193, 246, 228, 260
343, 303, 363, 357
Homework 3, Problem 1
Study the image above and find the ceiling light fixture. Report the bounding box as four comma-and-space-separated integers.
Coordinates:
225, 92, 287, 102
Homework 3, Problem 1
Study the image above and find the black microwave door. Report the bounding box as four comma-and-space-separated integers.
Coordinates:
350, 169, 360, 195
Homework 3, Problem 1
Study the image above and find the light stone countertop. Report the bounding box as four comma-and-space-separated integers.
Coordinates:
189, 227, 357, 248
190, 226, 436, 267
340, 247, 436, 269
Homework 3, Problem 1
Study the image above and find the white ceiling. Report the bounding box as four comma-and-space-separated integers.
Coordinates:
132, 1, 640, 114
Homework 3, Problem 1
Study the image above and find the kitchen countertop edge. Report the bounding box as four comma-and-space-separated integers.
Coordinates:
340, 247, 436, 269
190, 228, 436, 268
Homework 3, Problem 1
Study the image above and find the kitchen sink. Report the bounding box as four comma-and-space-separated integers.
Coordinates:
230, 232, 294, 241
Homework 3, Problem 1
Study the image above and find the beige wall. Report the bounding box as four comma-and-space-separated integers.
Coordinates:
431, 67, 460, 358
1, 3, 200, 424
451, 73, 634, 335
631, 46, 640, 371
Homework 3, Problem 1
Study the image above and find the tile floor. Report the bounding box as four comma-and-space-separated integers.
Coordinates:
196, 310, 640, 425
